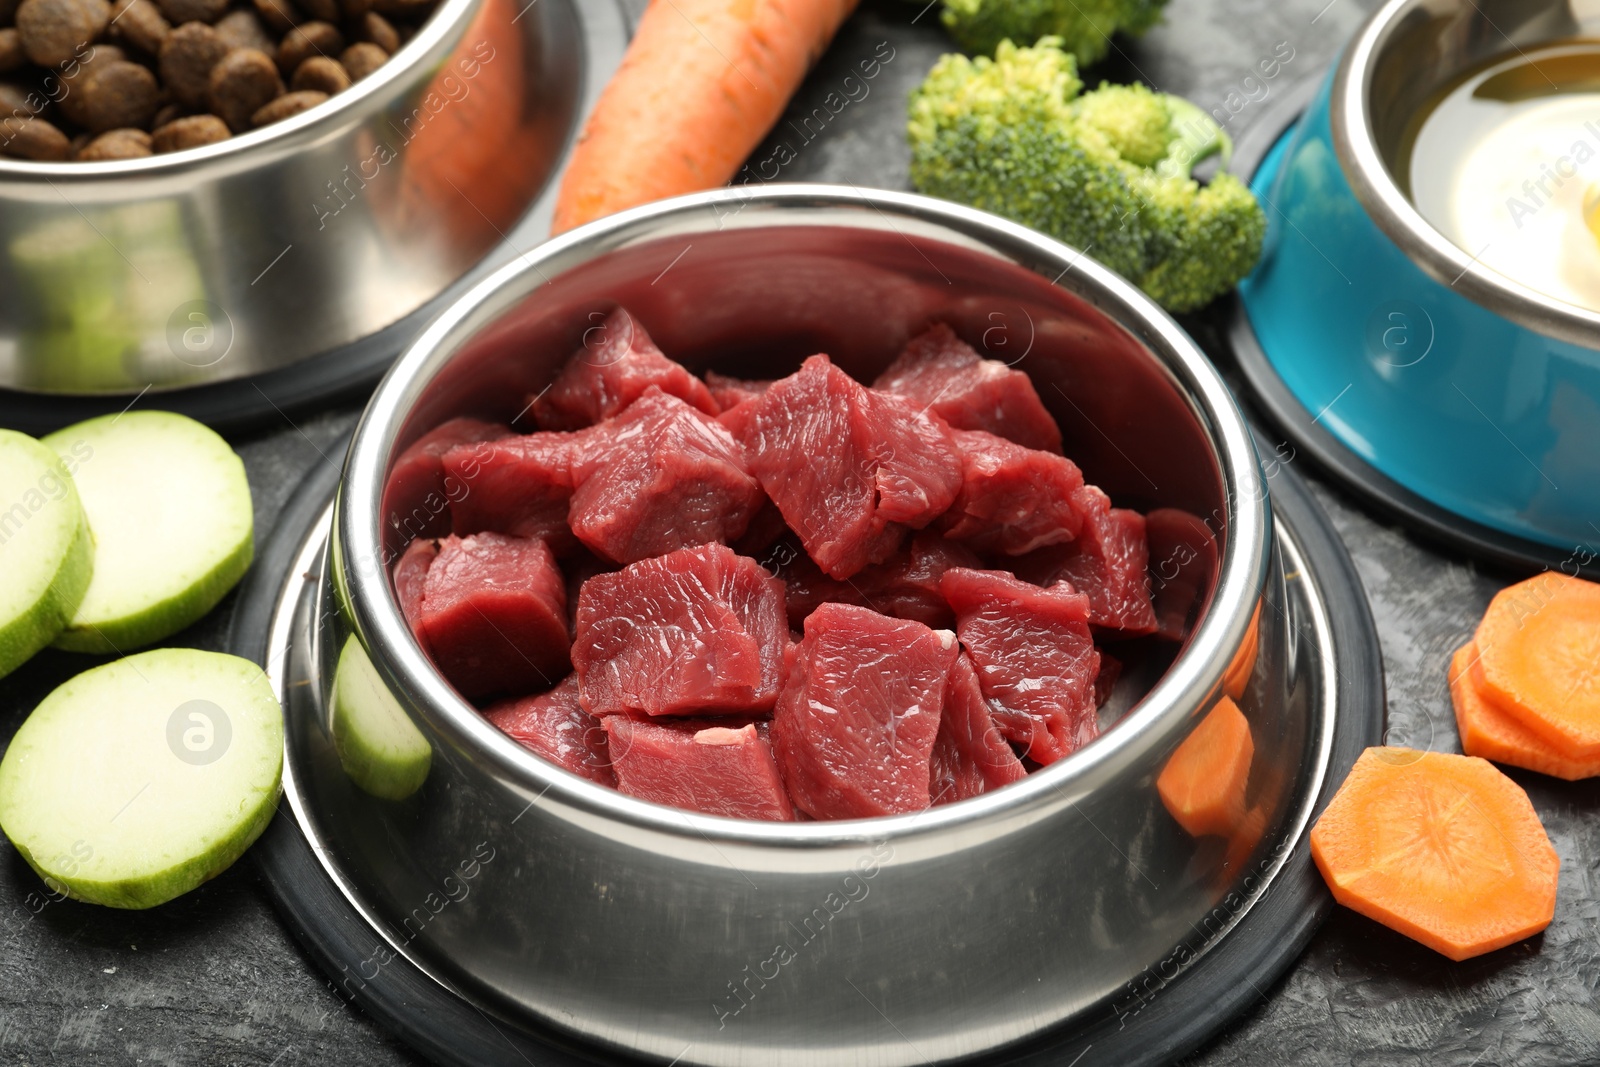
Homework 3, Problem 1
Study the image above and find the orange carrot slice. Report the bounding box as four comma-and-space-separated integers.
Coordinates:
1223, 604, 1260, 702
552, 0, 862, 234
1452, 643, 1600, 780
1310, 747, 1557, 961
1474, 572, 1600, 754
1157, 695, 1253, 838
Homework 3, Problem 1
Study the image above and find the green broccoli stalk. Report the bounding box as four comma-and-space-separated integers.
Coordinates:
907, 39, 1265, 313
939, 0, 1170, 68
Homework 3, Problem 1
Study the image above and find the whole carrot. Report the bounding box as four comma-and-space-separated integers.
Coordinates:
552, 0, 861, 234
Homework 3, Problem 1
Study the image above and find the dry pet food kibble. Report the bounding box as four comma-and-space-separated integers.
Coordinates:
338, 38, 381, 79
158, 21, 231, 108
16, 0, 111, 67
146, 109, 224, 149
212, 8, 268, 50
248, 84, 317, 122
288, 53, 343, 92
76, 124, 148, 157
158, 0, 228, 26
207, 45, 280, 130
108, 0, 169, 54
0, 110, 66, 156
73, 59, 160, 130
0, 0, 437, 159
274, 19, 339, 74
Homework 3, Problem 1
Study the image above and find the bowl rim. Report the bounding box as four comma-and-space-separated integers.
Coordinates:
0, 0, 479, 179
1331, 0, 1600, 350
334, 183, 1271, 846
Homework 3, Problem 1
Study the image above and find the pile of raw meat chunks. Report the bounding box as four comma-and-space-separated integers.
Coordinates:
388, 309, 1172, 821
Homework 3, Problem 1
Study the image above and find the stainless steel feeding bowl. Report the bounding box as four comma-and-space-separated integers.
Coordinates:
0, 0, 600, 394
303, 186, 1319, 1066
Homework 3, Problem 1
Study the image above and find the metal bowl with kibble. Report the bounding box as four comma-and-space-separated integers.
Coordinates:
0, 0, 617, 397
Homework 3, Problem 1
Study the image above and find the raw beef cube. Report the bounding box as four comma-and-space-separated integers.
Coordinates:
941, 567, 1101, 766
569, 389, 765, 564
605, 717, 795, 821
574, 542, 787, 717
705, 371, 773, 412
385, 417, 509, 539
1014, 486, 1157, 635
714, 393, 761, 441
485, 675, 615, 787
532, 308, 716, 430
871, 390, 966, 528
418, 533, 570, 699
733, 354, 961, 580
873, 324, 1062, 453
782, 533, 980, 630
1144, 507, 1218, 642
439, 430, 600, 552
771, 603, 959, 819
936, 429, 1085, 555
392, 537, 437, 652
930, 653, 1026, 805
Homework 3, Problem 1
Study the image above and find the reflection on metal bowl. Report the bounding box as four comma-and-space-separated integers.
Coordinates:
0, 0, 607, 395
290, 186, 1330, 1066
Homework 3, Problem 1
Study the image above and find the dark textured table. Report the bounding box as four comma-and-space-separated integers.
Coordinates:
7, 0, 1596, 1063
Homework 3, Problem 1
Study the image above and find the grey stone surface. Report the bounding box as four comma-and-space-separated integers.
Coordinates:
5, 0, 1594, 1063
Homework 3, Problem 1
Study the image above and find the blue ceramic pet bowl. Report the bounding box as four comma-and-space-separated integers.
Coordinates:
1237, 0, 1600, 565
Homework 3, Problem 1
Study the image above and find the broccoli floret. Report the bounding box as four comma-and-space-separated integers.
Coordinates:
1073, 82, 1171, 167
940, 0, 1170, 68
907, 39, 1265, 313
